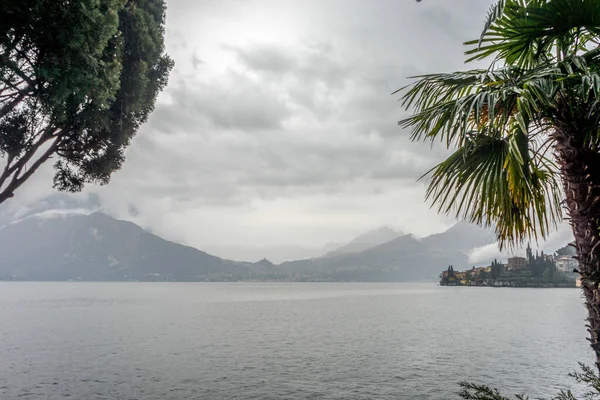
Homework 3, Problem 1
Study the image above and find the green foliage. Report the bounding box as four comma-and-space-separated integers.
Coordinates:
440, 265, 456, 284
553, 270, 572, 284
467, 0, 600, 68
557, 364, 600, 400
459, 381, 528, 400
397, 0, 600, 249
528, 252, 555, 278
0, 0, 173, 201
459, 364, 600, 400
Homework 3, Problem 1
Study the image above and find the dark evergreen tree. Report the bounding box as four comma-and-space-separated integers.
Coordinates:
0, 0, 173, 203
491, 259, 504, 279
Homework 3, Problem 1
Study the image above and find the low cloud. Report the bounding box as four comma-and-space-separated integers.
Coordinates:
468, 243, 504, 265
468, 222, 575, 265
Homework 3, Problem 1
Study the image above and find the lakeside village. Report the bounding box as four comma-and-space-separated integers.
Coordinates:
440, 244, 581, 288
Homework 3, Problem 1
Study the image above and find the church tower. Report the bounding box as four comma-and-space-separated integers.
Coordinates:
526, 243, 533, 263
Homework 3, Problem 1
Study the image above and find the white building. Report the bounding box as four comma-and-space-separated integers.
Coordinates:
555, 256, 578, 273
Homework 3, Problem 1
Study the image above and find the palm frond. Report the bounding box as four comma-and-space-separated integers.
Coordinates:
396, 0, 600, 247
422, 132, 561, 249
478, 0, 507, 48
398, 65, 561, 147
397, 62, 573, 247
468, 0, 600, 68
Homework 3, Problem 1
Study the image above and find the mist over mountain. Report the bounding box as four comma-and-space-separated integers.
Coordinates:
0, 194, 499, 282
0, 212, 241, 281
280, 224, 497, 281
0, 193, 102, 227
422, 222, 496, 252
324, 226, 401, 256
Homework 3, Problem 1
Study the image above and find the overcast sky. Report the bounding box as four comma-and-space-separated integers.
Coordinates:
5, 0, 575, 261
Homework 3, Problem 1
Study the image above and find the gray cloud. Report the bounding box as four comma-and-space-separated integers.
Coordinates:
191, 52, 203, 69
8, 0, 538, 257
133, 35, 438, 205
229, 44, 298, 74
152, 73, 291, 132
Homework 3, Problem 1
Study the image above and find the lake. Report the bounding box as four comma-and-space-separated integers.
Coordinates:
0, 282, 592, 399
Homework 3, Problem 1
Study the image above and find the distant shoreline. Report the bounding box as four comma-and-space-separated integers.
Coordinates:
0, 279, 437, 284
0, 280, 578, 287
439, 284, 578, 289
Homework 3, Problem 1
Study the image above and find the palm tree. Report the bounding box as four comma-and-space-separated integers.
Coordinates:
397, 0, 600, 370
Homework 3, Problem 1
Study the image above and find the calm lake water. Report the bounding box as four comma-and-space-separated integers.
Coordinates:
0, 282, 592, 399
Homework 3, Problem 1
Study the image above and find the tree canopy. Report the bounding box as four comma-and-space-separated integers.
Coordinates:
0, 0, 173, 203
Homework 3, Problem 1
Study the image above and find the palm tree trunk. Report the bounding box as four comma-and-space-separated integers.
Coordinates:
554, 126, 600, 372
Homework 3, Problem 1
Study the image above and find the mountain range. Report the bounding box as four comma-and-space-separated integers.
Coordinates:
279, 223, 496, 281
0, 210, 497, 282
0, 212, 239, 281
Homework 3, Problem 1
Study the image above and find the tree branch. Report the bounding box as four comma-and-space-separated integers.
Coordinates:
0, 78, 26, 95
0, 91, 27, 119
0, 136, 62, 205
0, 126, 58, 189
0, 54, 36, 89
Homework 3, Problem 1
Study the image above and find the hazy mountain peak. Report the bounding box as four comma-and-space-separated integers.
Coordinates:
255, 258, 275, 266
445, 221, 482, 233
0, 212, 233, 281
422, 221, 496, 252
350, 226, 401, 245
324, 226, 401, 257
